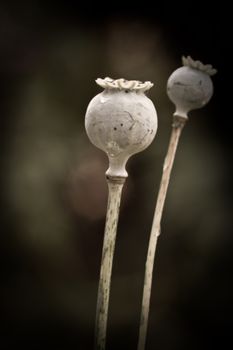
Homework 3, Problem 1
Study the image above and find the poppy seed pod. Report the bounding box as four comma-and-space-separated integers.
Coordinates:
167, 56, 217, 118
85, 78, 158, 178
138, 57, 217, 350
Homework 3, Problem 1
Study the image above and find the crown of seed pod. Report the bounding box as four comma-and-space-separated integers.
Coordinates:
167, 56, 217, 118
85, 77, 158, 178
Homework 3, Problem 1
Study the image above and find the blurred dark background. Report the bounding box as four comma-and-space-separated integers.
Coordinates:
0, 2, 232, 349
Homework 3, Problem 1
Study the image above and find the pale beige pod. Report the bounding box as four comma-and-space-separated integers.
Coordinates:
85, 77, 158, 178
167, 56, 217, 119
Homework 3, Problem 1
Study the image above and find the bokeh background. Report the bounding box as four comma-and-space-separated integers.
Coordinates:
0, 2, 232, 349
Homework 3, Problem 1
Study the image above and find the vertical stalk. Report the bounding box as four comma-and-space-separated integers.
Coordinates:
95, 176, 126, 350
137, 115, 187, 350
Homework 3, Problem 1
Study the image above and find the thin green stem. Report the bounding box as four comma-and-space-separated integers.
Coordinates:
95, 176, 126, 350
137, 116, 187, 350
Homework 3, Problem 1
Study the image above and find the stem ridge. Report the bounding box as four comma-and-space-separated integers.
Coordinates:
137, 115, 187, 350
95, 177, 125, 350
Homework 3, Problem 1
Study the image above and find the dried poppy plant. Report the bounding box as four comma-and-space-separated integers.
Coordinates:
138, 56, 217, 350
85, 77, 158, 349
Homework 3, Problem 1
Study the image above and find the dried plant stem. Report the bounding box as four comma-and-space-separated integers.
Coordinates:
95, 176, 126, 350
138, 115, 187, 350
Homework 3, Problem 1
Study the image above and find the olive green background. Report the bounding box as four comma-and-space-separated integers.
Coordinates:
0, 2, 231, 349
